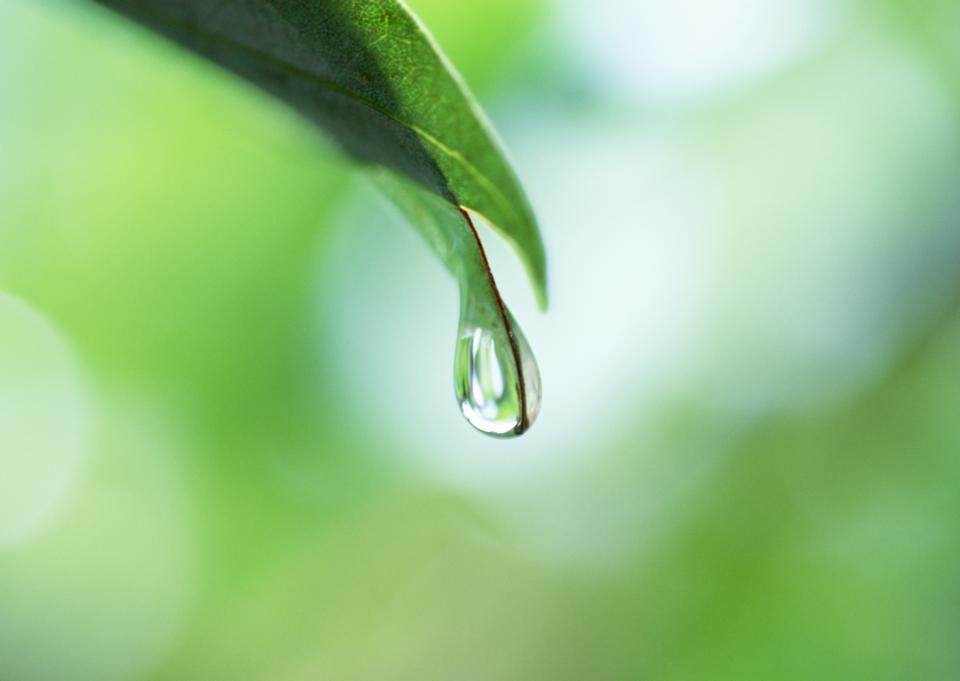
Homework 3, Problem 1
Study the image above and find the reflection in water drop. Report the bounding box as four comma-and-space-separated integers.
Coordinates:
454, 292, 541, 438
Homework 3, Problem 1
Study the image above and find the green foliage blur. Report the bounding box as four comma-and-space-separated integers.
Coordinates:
2, 0, 959, 679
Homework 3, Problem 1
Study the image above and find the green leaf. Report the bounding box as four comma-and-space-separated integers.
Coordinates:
86, 0, 548, 309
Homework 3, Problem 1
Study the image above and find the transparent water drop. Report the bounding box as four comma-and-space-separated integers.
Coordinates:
454, 292, 541, 438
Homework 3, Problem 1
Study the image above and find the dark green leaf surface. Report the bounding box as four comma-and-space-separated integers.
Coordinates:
88, 0, 547, 308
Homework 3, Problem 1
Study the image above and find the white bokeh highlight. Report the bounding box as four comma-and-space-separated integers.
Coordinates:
560, 0, 847, 102
0, 292, 92, 547
0, 394, 194, 681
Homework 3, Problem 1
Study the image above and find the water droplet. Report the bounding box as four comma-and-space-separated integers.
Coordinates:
454, 292, 541, 438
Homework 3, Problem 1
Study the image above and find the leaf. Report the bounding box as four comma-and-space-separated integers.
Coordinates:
86, 0, 548, 309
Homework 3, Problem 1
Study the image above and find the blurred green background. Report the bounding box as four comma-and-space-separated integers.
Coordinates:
2, 0, 960, 678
